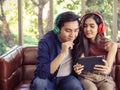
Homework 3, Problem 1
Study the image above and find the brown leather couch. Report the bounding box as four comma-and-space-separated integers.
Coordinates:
0, 45, 120, 90
0, 46, 37, 90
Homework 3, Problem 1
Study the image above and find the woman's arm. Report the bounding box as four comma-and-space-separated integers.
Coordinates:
106, 41, 118, 68
94, 40, 118, 75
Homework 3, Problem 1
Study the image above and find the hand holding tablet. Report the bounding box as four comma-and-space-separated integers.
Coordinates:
77, 56, 105, 72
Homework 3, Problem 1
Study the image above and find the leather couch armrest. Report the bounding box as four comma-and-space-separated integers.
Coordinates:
114, 48, 120, 90
0, 45, 23, 90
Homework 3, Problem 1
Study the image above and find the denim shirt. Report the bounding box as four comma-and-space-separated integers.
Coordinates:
34, 31, 61, 79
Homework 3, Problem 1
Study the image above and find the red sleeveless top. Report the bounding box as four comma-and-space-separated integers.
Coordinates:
89, 42, 108, 59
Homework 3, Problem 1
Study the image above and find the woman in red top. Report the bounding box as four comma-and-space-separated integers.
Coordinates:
73, 12, 117, 90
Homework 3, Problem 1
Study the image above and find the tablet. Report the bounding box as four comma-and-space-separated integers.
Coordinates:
78, 56, 105, 72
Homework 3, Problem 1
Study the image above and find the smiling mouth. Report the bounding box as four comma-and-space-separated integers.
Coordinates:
86, 33, 91, 35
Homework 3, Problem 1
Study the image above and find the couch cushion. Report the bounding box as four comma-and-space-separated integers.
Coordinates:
22, 46, 37, 80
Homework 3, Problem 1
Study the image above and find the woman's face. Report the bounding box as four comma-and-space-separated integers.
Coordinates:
83, 18, 98, 42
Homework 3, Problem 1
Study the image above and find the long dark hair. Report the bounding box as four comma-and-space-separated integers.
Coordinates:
72, 12, 106, 64
72, 30, 84, 64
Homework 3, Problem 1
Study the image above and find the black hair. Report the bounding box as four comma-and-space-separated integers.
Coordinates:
82, 13, 102, 27
72, 12, 106, 63
55, 11, 80, 29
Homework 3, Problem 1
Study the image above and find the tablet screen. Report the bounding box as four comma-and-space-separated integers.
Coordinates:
78, 56, 104, 72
